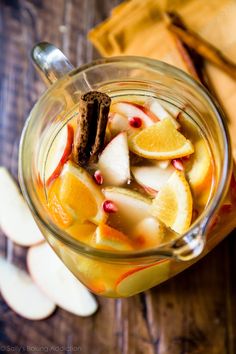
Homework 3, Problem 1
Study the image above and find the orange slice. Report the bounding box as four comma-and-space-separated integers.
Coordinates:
48, 179, 73, 228
48, 161, 106, 227
187, 140, 213, 194
66, 222, 97, 243
150, 171, 193, 234
129, 118, 194, 159
178, 113, 213, 193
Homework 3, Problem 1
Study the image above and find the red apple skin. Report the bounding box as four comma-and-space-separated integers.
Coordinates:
46, 124, 74, 187
115, 259, 168, 287
123, 101, 159, 122
142, 184, 158, 197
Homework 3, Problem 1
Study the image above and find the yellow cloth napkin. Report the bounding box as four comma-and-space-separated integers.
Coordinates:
88, 0, 236, 159
88, 0, 194, 73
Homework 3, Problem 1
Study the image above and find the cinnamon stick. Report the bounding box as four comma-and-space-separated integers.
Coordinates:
73, 91, 111, 166
165, 11, 236, 80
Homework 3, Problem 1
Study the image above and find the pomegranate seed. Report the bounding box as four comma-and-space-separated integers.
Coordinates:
93, 170, 103, 185
129, 116, 142, 128
102, 200, 118, 213
172, 159, 184, 171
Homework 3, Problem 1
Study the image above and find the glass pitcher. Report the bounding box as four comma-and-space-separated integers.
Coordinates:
18, 42, 236, 297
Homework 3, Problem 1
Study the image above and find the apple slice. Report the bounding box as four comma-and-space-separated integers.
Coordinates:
108, 112, 130, 136
95, 224, 133, 251
98, 132, 130, 186
27, 243, 98, 317
103, 187, 151, 231
131, 217, 165, 248
45, 124, 74, 186
147, 99, 171, 120
156, 160, 171, 169
0, 167, 44, 246
147, 98, 180, 128
157, 99, 182, 119
0, 257, 56, 320
131, 163, 175, 191
116, 260, 170, 297
111, 101, 158, 128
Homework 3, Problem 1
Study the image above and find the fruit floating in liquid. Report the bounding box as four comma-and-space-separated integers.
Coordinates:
39, 93, 215, 297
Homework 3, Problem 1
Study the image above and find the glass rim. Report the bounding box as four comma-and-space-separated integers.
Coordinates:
19, 56, 232, 262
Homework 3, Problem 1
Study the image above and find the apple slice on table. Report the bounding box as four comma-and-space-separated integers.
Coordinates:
0, 257, 56, 320
116, 259, 170, 297
95, 224, 133, 251
98, 132, 130, 186
0, 167, 44, 246
131, 162, 175, 192
27, 242, 98, 317
103, 187, 151, 232
45, 123, 74, 186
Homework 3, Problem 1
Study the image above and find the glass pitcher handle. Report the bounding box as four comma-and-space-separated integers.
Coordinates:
171, 230, 205, 261
31, 42, 74, 86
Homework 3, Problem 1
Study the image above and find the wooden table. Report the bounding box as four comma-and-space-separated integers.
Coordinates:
0, 1, 235, 353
